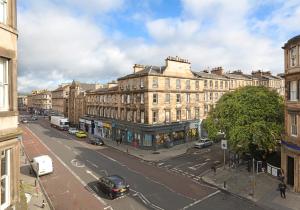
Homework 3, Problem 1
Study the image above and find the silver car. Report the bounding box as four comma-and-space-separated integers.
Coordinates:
68, 127, 78, 135
194, 138, 213, 148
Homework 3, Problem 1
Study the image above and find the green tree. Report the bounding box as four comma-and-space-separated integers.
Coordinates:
203, 86, 284, 155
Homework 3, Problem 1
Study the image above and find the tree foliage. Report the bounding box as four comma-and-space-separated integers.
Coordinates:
203, 86, 284, 154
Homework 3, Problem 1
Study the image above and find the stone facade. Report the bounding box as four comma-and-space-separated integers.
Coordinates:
0, 0, 21, 208
51, 84, 70, 117
68, 81, 101, 126
17, 95, 27, 111
83, 56, 285, 150
27, 90, 52, 114
281, 35, 300, 192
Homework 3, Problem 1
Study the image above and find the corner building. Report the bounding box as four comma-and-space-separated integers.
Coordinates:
0, 0, 21, 208
85, 57, 285, 150
282, 35, 300, 192
85, 57, 205, 150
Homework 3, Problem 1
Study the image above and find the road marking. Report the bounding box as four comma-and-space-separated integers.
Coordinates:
24, 127, 109, 207
70, 159, 85, 168
86, 160, 99, 168
130, 189, 164, 210
65, 145, 72, 150
86, 170, 99, 180
182, 190, 220, 209
188, 162, 208, 171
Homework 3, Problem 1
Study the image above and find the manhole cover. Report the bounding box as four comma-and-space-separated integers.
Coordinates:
152, 152, 160, 154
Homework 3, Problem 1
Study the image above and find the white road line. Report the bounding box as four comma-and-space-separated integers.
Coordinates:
25, 127, 109, 207
86, 160, 99, 168
130, 189, 164, 210
86, 170, 99, 180
65, 145, 72, 150
182, 190, 220, 209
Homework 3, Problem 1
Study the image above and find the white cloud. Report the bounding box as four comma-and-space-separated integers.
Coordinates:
17, 0, 300, 93
18, 1, 133, 92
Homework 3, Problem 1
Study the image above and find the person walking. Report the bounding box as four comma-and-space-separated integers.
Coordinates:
279, 182, 287, 199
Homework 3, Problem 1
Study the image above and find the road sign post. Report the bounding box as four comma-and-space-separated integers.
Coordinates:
221, 140, 227, 169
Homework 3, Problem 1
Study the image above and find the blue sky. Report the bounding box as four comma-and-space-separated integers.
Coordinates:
17, 0, 300, 92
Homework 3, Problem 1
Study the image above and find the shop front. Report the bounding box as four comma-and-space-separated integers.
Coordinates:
103, 122, 112, 139
79, 118, 85, 131
94, 120, 103, 138
113, 120, 199, 150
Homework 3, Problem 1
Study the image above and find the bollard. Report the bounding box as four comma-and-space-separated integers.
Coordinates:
127, 148, 129, 154
223, 181, 226, 189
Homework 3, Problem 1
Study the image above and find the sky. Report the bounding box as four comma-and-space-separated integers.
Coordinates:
17, 0, 300, 93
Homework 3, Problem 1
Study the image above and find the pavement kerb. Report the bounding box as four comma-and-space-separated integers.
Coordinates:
200, 171, 271, 210
20, 141, 55, 210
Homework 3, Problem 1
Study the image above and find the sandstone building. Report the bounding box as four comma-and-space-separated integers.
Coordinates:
51, 84, 70, 117
83, 56, 284, 150
0, 0, 21, 208
281, 35, 300, 192
27, 90, 52, 114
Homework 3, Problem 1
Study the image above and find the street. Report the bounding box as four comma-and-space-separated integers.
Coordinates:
21, 117, 268, 210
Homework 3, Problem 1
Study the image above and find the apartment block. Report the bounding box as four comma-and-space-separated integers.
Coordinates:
68, 81, 102, 126
51, 84, 70, 117
17, 95, 27, 111
27, 90, 52, 114
281, 35, 300, 192
0, 0, 21, 208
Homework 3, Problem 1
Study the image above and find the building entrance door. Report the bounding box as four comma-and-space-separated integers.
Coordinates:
287, 156, 294, 186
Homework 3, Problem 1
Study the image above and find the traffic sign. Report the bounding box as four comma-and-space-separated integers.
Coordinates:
221, 140, 227, 150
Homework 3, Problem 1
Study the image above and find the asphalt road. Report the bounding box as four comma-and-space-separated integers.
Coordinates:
151, 144, 225, 179
21, 116, 269, 210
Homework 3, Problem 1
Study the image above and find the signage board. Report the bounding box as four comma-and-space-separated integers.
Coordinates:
221, 140, 227, 150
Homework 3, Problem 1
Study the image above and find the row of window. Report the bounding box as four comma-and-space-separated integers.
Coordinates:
87, 107, 203, 124
152, 93, 200, 104
152, 77, 199, 90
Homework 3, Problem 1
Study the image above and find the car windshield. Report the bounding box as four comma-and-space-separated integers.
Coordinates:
109, 176, 126, 189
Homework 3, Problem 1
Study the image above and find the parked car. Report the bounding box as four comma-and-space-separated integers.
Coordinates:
21, 118, 28, 123
75, 131, 87, 138
31, 115, 38, 121
89, 137, 104, 146
68, 127, 78, 135
194, 138, 213, 148
97, 175, 129, 199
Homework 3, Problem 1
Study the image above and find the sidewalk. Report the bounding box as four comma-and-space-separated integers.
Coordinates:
202, 166, 299, 210
102, 138, 195, 162
18, 148, 51, 210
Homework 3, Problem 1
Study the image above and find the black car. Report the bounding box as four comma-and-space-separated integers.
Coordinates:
97, 175, 129, 199
89, 137, 104, 146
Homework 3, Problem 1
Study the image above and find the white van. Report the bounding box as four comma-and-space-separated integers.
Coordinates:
32, 155, 53, 176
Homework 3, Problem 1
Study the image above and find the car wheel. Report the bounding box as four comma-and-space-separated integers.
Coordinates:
108, 192, 114, 199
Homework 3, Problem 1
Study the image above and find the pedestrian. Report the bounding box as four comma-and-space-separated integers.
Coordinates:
120, 136, 123, 144
279, 182, 287, 198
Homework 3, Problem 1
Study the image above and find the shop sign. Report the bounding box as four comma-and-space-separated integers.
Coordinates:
79, 118, 85, 123
103, 123, 111, 129
85, 120, 92, 125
